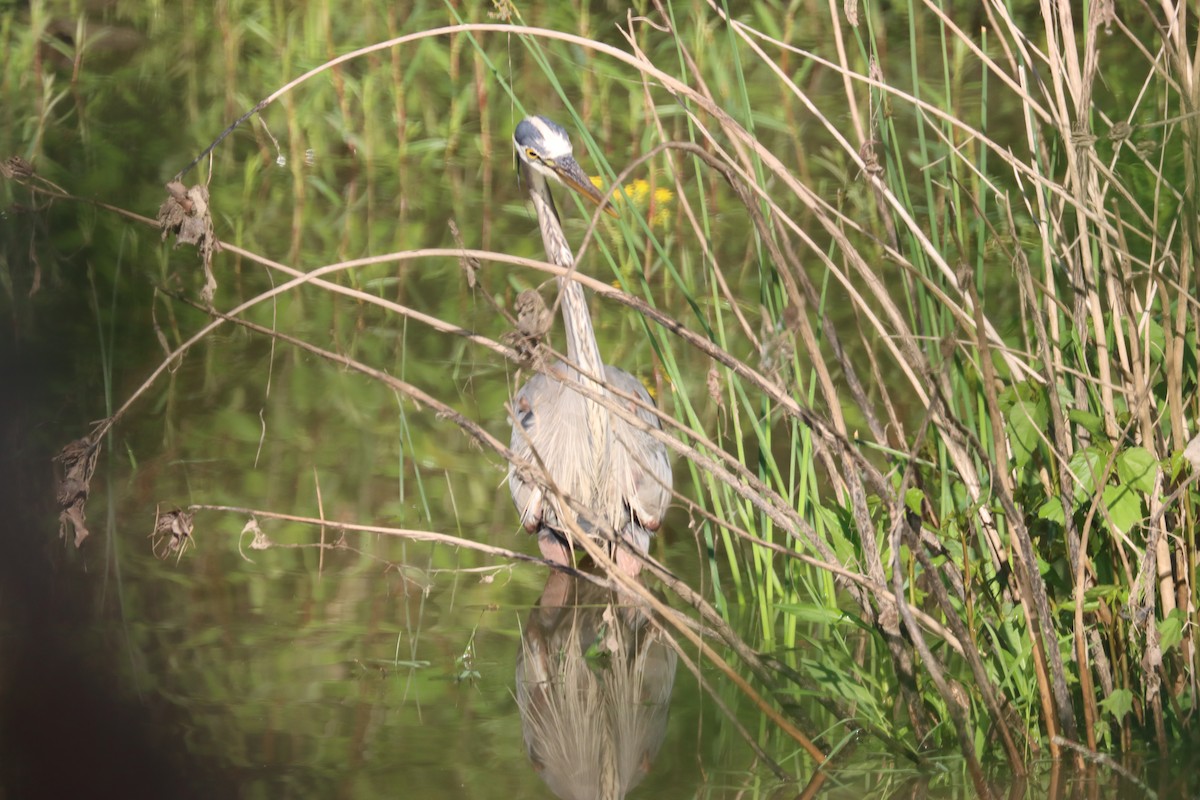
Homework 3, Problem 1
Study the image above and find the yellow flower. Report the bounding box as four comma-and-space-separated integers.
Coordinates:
589, 176, 675, 228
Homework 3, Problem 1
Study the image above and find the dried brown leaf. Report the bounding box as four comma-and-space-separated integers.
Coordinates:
157, 181, 217, 304
0, 156, 34, 180
505, 288, 553, 367
53, 434, 102, 548
151, 506, 195, 560
243, 517, 272, 550
515, 289, 552, 339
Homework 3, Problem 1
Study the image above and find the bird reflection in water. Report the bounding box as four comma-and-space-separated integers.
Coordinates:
515, 569, 678, 800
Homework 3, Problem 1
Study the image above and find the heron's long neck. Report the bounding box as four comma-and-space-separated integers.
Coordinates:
527, 170, 612, 507
527, 174, 605, 382
557, 278, 605, 380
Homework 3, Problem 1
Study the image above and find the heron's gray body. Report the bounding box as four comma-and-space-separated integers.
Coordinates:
509, 361, 671, 566
507, 115, 672, 574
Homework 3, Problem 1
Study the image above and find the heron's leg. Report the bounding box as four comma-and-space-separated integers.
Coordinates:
614, 544, 644, 576
537, 530, 573, 566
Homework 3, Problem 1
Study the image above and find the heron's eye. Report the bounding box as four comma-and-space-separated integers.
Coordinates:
525, 147, 539, 161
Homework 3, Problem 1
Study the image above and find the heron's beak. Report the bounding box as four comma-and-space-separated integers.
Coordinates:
551, 156, 619, 218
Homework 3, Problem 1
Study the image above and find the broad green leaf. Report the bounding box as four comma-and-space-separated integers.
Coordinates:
1100, 688, 1134, 722
1168, 450, 1192, 481
1143, 317, 1166, 366
904, 487, 925, 516
1038, 497, 1066, 524
1160, 609, 1186, 653
939, 528, 964, 561
1102, 484, 1143, 535
1085, 584, 1127, 605
1116, 447, 1158, 494
1068, 446, 1107, 507
1068, 409, 1107, 439
1006, 399, 1046, 469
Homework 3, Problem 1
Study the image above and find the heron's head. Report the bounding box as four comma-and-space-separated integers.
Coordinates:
514, 115, 615, 216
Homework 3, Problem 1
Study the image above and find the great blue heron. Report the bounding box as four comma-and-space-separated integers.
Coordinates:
507, 115, 672, 576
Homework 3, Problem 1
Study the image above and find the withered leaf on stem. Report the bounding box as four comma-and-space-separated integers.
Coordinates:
0, 155, 34, 180
243, 517, 272, 550
151, 506, 195, 560
157, 180, 218, 304
514, 289, 552, 340
54, 433, 102, 548
504, 288, 552, 367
